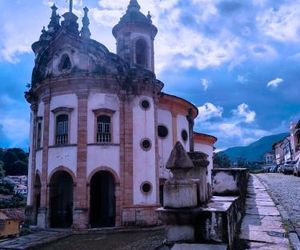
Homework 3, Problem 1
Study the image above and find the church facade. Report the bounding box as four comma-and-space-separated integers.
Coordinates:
25, 0, 217, 229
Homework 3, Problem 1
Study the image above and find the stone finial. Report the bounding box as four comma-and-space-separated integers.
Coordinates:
48, 4, 61, 32
147, 11, 152, 23
80, 7, 91, 39
166, 142, 194, 179
128, 0, 141, 11
166, 142, 194, 170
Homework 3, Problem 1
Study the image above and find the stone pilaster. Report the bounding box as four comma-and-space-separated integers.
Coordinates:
171, 112, 177, 146
26, 103, 38, 225
38, 95, 50, 228
73, 91, 89, 229
119, 95, 134, 207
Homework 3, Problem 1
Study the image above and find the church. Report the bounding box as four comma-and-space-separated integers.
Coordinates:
25, 0, 217, 229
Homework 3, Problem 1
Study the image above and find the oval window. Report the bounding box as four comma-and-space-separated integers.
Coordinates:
158, 125, 168, 138
141, 182, 152, 194
181, 129, 188, 142
141, 138, 152, 151
140, 99, 150, 110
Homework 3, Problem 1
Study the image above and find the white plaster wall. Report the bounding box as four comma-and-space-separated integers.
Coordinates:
49, 94, 78, 145
157, 109, 173, 179
87, 146, 120, 178
37, 101, 44, 117
132, 96, 157, 205
195, 142, 214, 184
87, 93, 120, 144
176, 115, 189, 151
48, 147, 77, 178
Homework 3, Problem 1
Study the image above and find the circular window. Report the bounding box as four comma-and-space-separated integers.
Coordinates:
181, 129, 188, 142
140, 99, 150, 110
158, 125, 168, 138
140, 138, 152, 151
141, 182, 152, 194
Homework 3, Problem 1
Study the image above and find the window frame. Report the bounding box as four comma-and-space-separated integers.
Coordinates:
134, 38, 149, 68
36, 116, 43, 150
93, 108, 115, 144
51, 107, 74, 146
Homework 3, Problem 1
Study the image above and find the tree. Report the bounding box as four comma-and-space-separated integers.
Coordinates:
213, 153, 231, 168
0, 161, 5, 179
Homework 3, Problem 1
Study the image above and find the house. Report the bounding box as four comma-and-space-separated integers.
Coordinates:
264, 151, 275, 165
290, 120, 300, 161
273, 139, 285, 166
0, 209, 24, 238
25, 0, 217, 229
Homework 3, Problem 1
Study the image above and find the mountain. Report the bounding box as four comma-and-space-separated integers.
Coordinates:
219, 132, 289, 162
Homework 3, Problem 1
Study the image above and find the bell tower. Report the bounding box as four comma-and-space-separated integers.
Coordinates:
112, 0, 158, 72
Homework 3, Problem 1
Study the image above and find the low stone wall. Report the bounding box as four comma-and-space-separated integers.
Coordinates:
122, 205, 161, 226
212, 168, 249, 198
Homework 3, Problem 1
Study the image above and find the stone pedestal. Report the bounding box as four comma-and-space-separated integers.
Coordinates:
37, 207, 47, 228
73, 208, 89, 229
187, 152, 210, 204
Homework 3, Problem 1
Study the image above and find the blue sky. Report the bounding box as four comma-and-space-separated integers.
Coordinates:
0, 0, 300, 150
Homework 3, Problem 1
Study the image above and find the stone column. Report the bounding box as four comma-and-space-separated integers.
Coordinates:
186, 108, 194, 152
38, 95, 50, 228
25, 103, 38, 225
73, 91, 89, 229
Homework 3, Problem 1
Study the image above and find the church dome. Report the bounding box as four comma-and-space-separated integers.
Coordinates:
30, 4, 156, 87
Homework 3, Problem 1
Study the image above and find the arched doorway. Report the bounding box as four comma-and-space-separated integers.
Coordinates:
49, 171, 73, 228
90, 171, 115, 227
34, 174, 41, 225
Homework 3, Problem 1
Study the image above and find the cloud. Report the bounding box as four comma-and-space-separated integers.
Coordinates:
196, 103, 223, 122
236, 74, 248, 84
0, 118, 29, 148
267, 78, 283, 88
232, 103, 256, 123
257, 2, 300, 42
195, 102, 265, 148
201, 78, 209, 91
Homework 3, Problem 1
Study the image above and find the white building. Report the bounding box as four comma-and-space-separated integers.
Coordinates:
25, 0, 217, 229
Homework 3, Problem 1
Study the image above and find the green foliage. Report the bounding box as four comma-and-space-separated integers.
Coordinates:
0, 193, 26, 209
0, 179, 14, 195
0, 161, 5, 179
0, 148, 28, 176
213, 153, 231, 168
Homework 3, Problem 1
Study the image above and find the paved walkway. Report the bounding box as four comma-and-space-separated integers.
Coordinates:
0, 229, 71, 249
239, 175, 290, 249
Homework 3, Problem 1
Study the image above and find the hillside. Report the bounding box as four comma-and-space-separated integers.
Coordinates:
220, 132, 289, 162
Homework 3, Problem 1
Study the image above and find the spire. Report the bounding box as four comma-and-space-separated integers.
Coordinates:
127, 0, 140, 12
80, 7, 91, 39
48, 4, 61, 32
69, 0, 73, 13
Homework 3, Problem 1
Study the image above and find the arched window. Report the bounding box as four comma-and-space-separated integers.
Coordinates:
97, 115, 111, 143
59, 54, 72, 72
135, 39, 147, 68
55, 114, 68, 145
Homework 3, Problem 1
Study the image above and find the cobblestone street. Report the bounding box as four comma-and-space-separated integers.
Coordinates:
258, 173, 300, 247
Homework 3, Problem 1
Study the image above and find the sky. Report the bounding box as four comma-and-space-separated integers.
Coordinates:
0, 0, 300, 151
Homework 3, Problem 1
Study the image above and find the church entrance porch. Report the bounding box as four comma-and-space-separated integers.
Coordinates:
49, 171, 73, 228
90, 171, 116, 228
